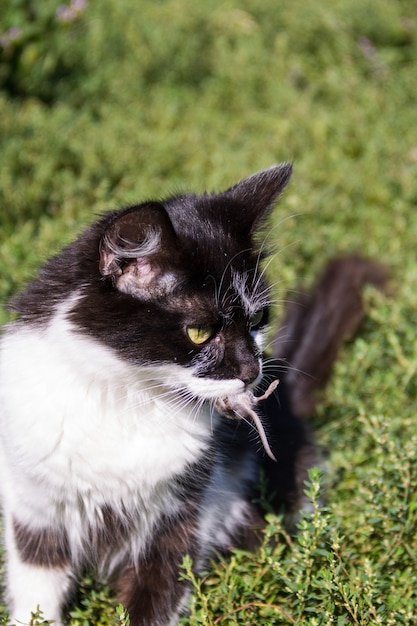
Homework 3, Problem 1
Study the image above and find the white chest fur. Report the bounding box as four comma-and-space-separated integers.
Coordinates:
0, 307, 215, 553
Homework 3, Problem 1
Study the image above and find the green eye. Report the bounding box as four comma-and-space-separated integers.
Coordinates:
250, 310, 265, 329
186, 325, 213, 345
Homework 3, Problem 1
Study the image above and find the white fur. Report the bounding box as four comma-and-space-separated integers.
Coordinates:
232, 270, 269, 320
102, 227, 162, 261
3, 510, 72, 626
232, 270, 268, 355
0, 295, 242, 623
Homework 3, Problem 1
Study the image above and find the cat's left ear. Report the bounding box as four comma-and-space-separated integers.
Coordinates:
99, 202, 180, 298
225, 163, 292, 233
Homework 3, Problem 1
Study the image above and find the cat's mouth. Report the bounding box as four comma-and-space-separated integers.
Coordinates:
181, 375, 247, 401
183, 356, 264, 401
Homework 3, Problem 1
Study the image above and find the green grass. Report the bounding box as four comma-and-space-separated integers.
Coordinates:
1, 0, 417, 623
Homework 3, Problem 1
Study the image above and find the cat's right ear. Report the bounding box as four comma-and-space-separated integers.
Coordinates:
99, 203, 180, 299
225, 163, 293, 233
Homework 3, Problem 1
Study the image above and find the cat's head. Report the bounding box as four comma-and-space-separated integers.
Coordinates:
39, 164, 291, 400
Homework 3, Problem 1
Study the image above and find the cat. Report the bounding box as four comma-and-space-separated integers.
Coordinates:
0, 164, 386, 625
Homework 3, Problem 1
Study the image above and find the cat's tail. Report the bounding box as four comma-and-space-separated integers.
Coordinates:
271, 254, 388, 418
256, 255, 387, 516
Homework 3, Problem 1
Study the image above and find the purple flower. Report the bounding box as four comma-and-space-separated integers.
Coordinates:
56, 0, 87, 24
357, 36, 377, 60
0, 26, 22, 50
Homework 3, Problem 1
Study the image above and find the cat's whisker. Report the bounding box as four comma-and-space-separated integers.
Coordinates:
261, 357, 313, 384
256, 211, 300, 252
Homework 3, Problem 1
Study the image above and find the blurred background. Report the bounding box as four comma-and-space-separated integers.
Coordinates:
1, 0, 416, 317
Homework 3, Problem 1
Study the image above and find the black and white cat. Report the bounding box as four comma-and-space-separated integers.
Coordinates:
0, 164, 385, 625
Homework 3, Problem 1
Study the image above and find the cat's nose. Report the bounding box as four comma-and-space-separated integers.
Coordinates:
226, 337, 260, 387
239, 360, 260, 387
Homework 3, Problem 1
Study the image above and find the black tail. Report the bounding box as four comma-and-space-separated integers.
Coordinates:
259, 255, 388, 516
272, 254, 388, 417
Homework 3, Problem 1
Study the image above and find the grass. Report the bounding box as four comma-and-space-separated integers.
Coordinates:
1, 0, 417, 623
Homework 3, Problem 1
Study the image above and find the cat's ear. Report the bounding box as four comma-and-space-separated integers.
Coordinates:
99, 202, 180, 298
225, 163, 292, 232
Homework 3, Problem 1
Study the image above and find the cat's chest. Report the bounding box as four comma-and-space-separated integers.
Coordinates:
0, 324, 213, 499
54, 397, 209, 495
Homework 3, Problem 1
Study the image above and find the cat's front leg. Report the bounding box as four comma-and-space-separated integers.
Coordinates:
4, 515, 74, 625
115, 513, 197, 626
116, 562, 191, 626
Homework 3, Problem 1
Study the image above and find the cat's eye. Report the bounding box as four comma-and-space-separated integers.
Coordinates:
186, 325, 213, 345
250, 309, 266, 330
